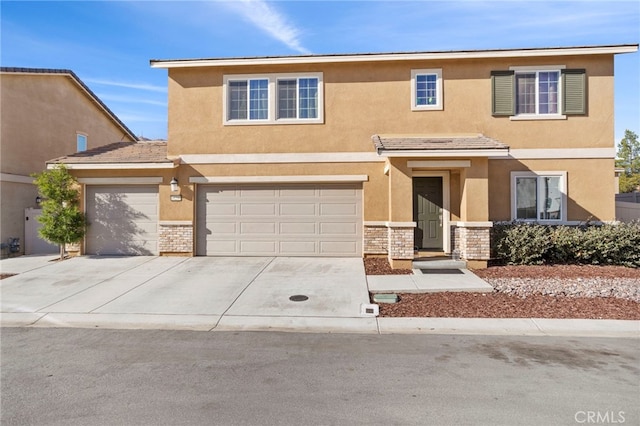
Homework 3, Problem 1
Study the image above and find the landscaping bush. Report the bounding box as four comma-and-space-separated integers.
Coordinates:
491, 221, 640, 267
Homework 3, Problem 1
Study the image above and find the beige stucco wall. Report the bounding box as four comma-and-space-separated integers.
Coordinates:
156, 52, 617, 257
0, 72, 136, 253
166, 54, 614, 156
488, 158, 616, 222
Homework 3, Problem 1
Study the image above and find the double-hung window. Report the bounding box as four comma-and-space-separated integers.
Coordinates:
411, 69, 443, 111
492, 66, 586, 118
224, 73, 323, 125
512, 172, 566, 222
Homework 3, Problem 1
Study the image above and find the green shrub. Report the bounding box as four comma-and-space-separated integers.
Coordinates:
491, 221, 640, 267
491, 223, 552, 265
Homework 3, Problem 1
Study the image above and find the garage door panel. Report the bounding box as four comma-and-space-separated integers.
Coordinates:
241, 203, 276, 216
197, 183, 362, 256
280, 222, 316, 234
320, 222, 358, 235
320, 241, 358, 255
280, 241, 316, 254
86, 185, 158, 256
241, 222, 276, 234
210, 203, 237, 216
210, 222, 236, 234
207, 240, 237, 253
320, 203, 358, 216
241, 240, 277, 253
280, 203, 316, 216
280, 188, 316, 197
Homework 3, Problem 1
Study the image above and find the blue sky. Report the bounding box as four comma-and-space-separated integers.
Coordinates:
2, 0, 639, 142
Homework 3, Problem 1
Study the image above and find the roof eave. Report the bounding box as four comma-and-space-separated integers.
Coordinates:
47, 162, 177, 170
150, 44, 639, 69
377, 149, 510, 158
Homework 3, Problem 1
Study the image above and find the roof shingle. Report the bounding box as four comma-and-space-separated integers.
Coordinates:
372, 134, 509, 153
48, 142, 171, 164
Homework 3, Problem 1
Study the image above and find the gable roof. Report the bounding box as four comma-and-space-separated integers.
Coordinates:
150, 44, 638, 69
47, 141, 175, 170
1, 67, 137, 141
372, 134, 509, 158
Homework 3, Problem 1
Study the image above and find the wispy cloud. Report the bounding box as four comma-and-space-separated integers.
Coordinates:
85, 78, 167, 93
97, 93, 167, 107
224, 0, 310, 54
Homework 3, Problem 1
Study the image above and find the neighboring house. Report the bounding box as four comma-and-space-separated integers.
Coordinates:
0, 67, 137, 256
48, 44, 638, 268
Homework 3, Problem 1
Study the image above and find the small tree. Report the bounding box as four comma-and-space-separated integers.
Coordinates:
616, 130, 640, 193
32, 164, 86, 260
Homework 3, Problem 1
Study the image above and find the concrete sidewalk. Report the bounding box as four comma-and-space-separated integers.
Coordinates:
1, 255, 638, 338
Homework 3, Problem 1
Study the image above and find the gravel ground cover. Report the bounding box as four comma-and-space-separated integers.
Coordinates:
365, 258, 640, 320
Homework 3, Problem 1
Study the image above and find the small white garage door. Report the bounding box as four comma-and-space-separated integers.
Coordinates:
86, 185, 159, 255
197, 183, 362, 256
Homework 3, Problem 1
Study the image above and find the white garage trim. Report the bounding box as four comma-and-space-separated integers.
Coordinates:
78, 177, 163, 184
50, 163, 175, 170
190, 175, 369, 184
180, 152, 383, 164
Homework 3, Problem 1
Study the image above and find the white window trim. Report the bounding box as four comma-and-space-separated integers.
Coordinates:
509, 65, 566, 120
76, 132, 88, 152
510, 171, 567, 223
223, 72, 323, 125
411, 69, 443, 111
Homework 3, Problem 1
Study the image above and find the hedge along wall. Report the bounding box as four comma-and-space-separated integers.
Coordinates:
491, 222, 640, 267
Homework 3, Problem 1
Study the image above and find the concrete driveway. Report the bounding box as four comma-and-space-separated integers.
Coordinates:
0, 255, 378, 332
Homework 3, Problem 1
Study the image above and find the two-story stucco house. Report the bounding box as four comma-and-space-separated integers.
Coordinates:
49, 44, 638, 268
1, 68, 137, 256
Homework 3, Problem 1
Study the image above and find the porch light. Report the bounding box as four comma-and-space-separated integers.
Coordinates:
170, 177, 179, 192
35, 196, 42, 205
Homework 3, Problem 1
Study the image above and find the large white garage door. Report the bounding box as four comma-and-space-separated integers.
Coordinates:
86, 185, 159, 255
197, 184, 362, 256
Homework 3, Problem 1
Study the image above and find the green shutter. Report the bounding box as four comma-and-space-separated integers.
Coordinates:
491, 71, 515, 116
562, 69, 586, 115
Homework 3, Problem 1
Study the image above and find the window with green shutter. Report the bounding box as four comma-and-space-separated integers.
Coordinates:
492, 67, 586, 118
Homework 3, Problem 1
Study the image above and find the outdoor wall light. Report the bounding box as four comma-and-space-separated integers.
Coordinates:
35, 196, 42, 205
170, 177, 179, 192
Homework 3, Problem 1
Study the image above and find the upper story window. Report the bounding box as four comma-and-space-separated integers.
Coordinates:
492, 66, 586, 119
76, 133, 87, 152
511, 171, 567, 222
223, 73, 323, 125
411, 69, 443, 111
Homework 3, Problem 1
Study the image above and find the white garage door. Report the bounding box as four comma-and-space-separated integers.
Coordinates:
197, 184, 362, 256
86, 185, 159, 255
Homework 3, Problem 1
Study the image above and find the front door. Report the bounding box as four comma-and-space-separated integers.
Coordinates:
413, 177, 443, 250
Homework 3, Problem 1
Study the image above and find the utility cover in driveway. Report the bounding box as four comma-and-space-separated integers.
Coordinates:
85, 185, 159, 255
196, 184, 362, 256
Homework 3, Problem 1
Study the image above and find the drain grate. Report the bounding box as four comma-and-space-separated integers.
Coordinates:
289, 295, 309, 302
420, 269, 464, 274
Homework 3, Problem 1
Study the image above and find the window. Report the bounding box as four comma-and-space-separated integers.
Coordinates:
492, 67, 586, 118
277, 77, 318, 119
411, 69, 443, 111
512, 172, 566, 222
77, 133, 87, 152
228, 79, 268, 120
515, 71, 559, 115
223, 73, 323, 125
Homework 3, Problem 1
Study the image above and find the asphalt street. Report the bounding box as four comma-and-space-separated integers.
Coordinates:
1, 328, 638, 426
